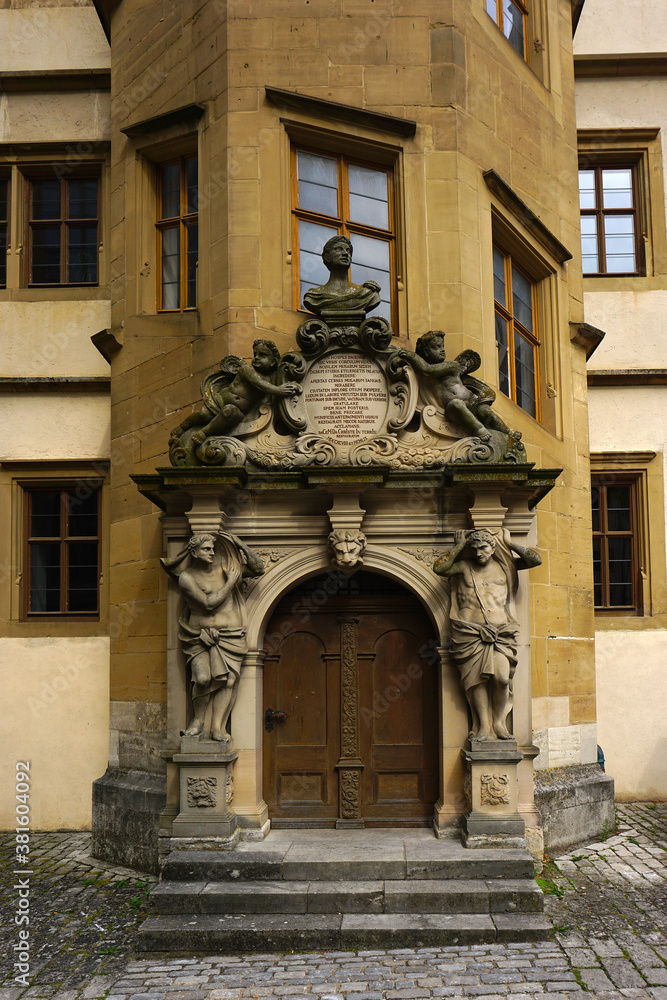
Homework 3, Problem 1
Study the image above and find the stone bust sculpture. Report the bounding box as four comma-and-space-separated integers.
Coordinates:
434, 528, 541, 741
162, 532, 265, 742
303, 235, 381, 318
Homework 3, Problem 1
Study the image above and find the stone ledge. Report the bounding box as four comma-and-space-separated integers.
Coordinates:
534, 764, 615, 855
92, 768, 166, 875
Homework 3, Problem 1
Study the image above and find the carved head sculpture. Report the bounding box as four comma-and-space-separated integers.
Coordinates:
322, 234, 353, 271
466, 528, 497, 566
187, 532, 217, 564
252, 338, 280, 375
415, 330, 446, 363
329, 529, 367, 570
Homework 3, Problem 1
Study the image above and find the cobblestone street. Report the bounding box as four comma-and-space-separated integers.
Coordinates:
0, 803, 664, 1000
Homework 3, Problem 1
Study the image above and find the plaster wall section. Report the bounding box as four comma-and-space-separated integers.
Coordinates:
0, 302, 111, 378
102, 0, 594, 777
0, 637, 110, 829
574, 0, 667, 56
0, 394, 110, 461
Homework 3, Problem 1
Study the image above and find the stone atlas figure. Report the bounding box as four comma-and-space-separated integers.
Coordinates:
434, 528, 541, 741
161, 532, 265, 742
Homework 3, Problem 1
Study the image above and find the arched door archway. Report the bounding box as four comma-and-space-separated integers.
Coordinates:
262, 571, 439, 828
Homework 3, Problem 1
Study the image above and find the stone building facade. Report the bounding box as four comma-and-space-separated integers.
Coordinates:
575, 0, 667, 799
0, 0, 619, 864
0, 0, 111, 830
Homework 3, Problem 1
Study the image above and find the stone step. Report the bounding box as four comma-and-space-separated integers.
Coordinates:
148, 877, 543, 916
138, 911, 553, 953
159, 847, 535, 883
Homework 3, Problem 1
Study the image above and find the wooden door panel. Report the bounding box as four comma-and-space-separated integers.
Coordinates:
263, 617, 340, 823
358, 616, 438, 822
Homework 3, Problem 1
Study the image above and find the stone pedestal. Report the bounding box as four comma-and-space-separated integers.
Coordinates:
171, 738, 239, 845
461, 739, 526, 849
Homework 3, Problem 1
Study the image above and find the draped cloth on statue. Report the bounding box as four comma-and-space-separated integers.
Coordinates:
178, 620, 247, 699
449, 617, 519, 692
448, 536, 521, 693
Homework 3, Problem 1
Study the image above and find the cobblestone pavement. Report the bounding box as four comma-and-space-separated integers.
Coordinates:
0, 802, 664, 1000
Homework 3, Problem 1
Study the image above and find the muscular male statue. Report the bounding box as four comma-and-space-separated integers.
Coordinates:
162, 532, 265, 742
434, 528, 541, 741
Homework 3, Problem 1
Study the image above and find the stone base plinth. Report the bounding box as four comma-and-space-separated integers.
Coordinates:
171, 742, 239, 841
461, 739, 525, 849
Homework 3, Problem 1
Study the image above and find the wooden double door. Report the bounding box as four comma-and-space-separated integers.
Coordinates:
263, 574, 439, 826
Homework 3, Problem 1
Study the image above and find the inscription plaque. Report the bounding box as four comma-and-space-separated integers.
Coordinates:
303, 352, 389, 445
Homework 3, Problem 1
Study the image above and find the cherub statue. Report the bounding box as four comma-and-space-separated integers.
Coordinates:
161, 531, 265, 743
434, 528, 541, 741
169, 339, 301, 448
394, 331, 519, 443
303, 235, 381, 318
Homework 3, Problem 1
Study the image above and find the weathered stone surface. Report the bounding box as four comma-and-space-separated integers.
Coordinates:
534, 764, 616, 854
92, 768, 166, 875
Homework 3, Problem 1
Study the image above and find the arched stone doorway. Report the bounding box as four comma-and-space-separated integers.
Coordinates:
261, 571, 440, 828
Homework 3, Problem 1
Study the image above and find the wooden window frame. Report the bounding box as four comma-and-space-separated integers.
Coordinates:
486, 0, 529, 62
156, 155, 198, 312
22, 481, 102, 620
0, 174, 9, 289
579, 159, 644, 277
493, 244, 541, 421
290, 145, 398, 331
25, 173, 100, 287
592, 473, 643, 616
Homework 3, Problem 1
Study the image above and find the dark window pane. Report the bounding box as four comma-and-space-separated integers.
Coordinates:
31, 225, 61, 283
161, 163, 181, 220
31, 490, 61, 537
350, 232, 389, 318
67, 489, 98, 537
32, 180, 61, 220
503, 0, 524, 55
186, 223, 198, 309
493, 247, 506, 306
0, 223, 6, 288
186, 158, 198, 214
0, 179, 7, 222
68, 541, 98, 612
578, 170, 596, 210
298, 219, 338, 305
591, 485, 600, 533
297, 151, 338, 217
495, 312, 510, 396
581, 215, 599, 274
607, 535, 633, 607
68, 224, 98, 283
161, 226, 180, 309
514, 331, 536, 418
30, 542, 61, 612
592, 536, 602, 607
603, 214, 636, 273
512, 265, 533, 333
602, 168, 633, 210
68, 178, 98, 219
348, 164, 389, 230
606, 485, 631, 532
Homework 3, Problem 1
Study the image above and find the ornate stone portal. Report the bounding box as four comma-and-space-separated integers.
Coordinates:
137, 239, 558, 856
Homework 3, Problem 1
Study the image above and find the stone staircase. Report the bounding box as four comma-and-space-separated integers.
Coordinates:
138, 829, 552, 952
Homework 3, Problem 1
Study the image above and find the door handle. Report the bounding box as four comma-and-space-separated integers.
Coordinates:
265, 708, 288, 733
